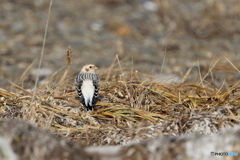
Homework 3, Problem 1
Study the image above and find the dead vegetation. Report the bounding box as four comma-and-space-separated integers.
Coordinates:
0, 55, 240, 146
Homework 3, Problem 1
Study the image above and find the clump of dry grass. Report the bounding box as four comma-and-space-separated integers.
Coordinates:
0, 56, 240, 146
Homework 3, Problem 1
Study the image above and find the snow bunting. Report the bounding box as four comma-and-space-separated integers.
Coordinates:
75, 64, 100, 111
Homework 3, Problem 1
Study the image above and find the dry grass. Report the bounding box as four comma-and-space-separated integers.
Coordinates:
0, 58, 240, 146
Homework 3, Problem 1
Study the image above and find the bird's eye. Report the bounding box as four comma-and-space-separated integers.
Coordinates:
89, 66, 92, 68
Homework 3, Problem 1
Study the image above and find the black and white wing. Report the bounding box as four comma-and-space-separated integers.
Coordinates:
75, 73, 100, 111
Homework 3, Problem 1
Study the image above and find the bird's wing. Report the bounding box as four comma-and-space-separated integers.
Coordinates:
92, 74, 100, 104
92, 81, 99, 104
75, 74, 85, 105
75, 73, 100, 106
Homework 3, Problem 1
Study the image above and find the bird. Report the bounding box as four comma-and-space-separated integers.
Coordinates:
75, 64, 100, 111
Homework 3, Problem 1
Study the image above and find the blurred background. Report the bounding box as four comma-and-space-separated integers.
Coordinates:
1, 0, 240, 90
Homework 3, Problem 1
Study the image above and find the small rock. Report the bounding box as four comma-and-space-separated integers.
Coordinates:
0, 137, 18, 160
90, 22, 103, 31
0, 29, 7, 42
11, 22, 25, 33
143, 1, 158, 11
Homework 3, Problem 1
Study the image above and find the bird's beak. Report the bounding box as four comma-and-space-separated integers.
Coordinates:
94, 66, 98, 70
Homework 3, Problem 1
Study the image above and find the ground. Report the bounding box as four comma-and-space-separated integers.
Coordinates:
0, 0, 240, 159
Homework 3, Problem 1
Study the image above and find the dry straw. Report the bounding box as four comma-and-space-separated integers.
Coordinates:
1, 57, 240, 145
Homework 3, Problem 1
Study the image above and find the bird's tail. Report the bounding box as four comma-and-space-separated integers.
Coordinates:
86, 105, 93, 111
85, 99, 93, 111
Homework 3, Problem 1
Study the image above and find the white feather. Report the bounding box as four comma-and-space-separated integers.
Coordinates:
81, 79, 94, 106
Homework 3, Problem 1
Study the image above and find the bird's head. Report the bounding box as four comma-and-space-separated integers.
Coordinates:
80, 64, 98, 73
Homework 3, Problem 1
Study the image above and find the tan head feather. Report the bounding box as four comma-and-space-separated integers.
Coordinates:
80, 64, 98, 73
